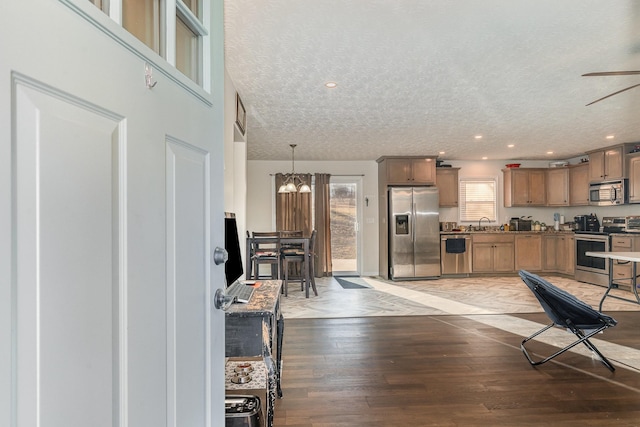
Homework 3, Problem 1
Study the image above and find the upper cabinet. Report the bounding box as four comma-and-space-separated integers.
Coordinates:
377, 156, 436, 185
436, 167, 459, 207
587, 143, 634, 182
569, 163, 590, 206
628, 152, 640, 204
546, 167, 569, 206
503, 168, 546, 207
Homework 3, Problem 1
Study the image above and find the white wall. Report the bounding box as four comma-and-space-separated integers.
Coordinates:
246, 160, 380, 276
223, 69, 248, 246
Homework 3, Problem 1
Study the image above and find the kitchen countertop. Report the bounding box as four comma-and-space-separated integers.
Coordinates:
440, 230, 575, 235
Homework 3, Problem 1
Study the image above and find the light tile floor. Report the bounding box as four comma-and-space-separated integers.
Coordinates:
280, 274, 640, 372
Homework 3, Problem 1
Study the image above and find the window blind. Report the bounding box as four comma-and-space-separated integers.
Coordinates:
459, 179, 496, 222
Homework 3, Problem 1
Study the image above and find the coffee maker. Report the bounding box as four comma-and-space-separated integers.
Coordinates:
574, 215, 587, 231
574, 214, 600, 232
586, 213, 600, 232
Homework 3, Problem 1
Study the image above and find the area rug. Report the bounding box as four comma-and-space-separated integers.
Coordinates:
335, 276, 372, 289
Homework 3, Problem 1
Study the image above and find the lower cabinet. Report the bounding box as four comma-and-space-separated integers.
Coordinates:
611, 234, 640, 288
543, 234, 575, 274
515, 234, 542, 271
472, 234, 514, 273
468, 232, 574, 275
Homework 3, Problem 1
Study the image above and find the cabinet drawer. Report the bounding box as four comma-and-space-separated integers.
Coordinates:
472, 234, 514, 244
611, 237, 632, 250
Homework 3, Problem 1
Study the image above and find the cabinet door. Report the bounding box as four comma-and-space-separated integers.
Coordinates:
569, 163, 589, 206
589, 150, 605, 181
604, 146, 623, 179
493, 243, 515, 272
546, 168, 569, 206
472, 243, 495, 272
515, 235, 541, 271
528, 170, 547, 205
411, 159, 436, 184
436, 168, 458, 207
386, 158, 412, 183
564, 236, 575, 275
542, 235, 558, 271
511, 170, 531, 205
629, 155, 640, 203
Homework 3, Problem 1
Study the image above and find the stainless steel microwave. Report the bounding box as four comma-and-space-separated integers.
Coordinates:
589, 180, 627, 206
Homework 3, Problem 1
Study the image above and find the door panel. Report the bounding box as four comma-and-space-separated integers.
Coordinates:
166, 139, 211, 426
413, 186, 440, 277
389, 188, 414, 278
14, 80, 122, 426
329, 178, 361, 276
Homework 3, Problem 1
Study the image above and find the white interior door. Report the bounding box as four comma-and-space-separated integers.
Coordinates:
1, 1, 225, 426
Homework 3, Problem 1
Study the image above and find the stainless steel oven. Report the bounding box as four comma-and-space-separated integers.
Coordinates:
574, 232, 610, 287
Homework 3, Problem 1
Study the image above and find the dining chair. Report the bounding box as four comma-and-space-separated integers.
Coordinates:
280, 230, 304, 297
249, 231, 281, 280
281, 230, 318, 297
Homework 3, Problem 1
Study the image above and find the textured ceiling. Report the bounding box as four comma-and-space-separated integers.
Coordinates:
224, 0, 640, 162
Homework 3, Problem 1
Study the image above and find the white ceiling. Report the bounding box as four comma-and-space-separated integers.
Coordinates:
224, 0, 640, 162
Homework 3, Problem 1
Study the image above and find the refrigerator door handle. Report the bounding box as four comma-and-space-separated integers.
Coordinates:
412, 202, 416, 242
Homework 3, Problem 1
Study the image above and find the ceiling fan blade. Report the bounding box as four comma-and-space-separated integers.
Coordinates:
586, 83, 640, 106
583, 71, 640, 76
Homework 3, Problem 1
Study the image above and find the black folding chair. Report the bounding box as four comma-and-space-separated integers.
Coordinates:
518, 270, 618, 372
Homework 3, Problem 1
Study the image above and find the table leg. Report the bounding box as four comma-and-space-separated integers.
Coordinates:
304, 240, 310, 298
599, 258, 615, 311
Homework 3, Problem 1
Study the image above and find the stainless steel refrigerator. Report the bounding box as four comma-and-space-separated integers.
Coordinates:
388, 186, 440, 279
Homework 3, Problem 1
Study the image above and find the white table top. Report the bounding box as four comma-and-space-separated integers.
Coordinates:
586, 251, 640, 262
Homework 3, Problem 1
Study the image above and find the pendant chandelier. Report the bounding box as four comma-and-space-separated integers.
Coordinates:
278, 144, 311, 194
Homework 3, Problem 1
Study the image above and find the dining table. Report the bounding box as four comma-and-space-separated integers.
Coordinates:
586, 251, 640, 311
246, 234, 313, 298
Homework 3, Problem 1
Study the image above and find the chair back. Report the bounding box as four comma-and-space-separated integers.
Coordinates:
251, 231, 281, 258
518, 270, 616, 329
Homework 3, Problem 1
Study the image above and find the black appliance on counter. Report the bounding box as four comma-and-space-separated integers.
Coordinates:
574, 214, 599, 232
510, 217, 532, 231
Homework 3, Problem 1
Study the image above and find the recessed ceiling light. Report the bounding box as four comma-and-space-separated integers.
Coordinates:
606, 135, 615, 139
325, 82, 337, 88
482, 156, 488, 160
547, 151, 554, 155
439, 151, 445, 155
475, 135, 483, 140
507, 144, 515, 148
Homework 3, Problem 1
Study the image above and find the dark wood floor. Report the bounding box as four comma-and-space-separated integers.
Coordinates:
274, 312, 640, 426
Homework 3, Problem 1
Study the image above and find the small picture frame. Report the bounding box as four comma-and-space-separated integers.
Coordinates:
235, 93, 246, 135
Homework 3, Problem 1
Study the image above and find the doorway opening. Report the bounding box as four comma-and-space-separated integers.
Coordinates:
330, 177, 361, 276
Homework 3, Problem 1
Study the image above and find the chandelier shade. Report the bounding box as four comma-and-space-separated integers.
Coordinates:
278, 144, 311, 194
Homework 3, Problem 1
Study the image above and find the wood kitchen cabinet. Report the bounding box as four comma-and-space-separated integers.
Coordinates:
436, 167, 459, 207
472, 234, 514, 273
503, 168, 546, 207
569, 163, 590, 206
515, 234, 542, 271
378, 156, 436, 185
587, 144, 633, 182
543, 233, 575, 274
611, 234, 640, 289
628, 152, 640, 204
564, 234, 575, 275
546, 167, 569, 206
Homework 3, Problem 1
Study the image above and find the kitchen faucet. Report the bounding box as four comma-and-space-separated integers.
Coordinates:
478, 217, 491, 230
